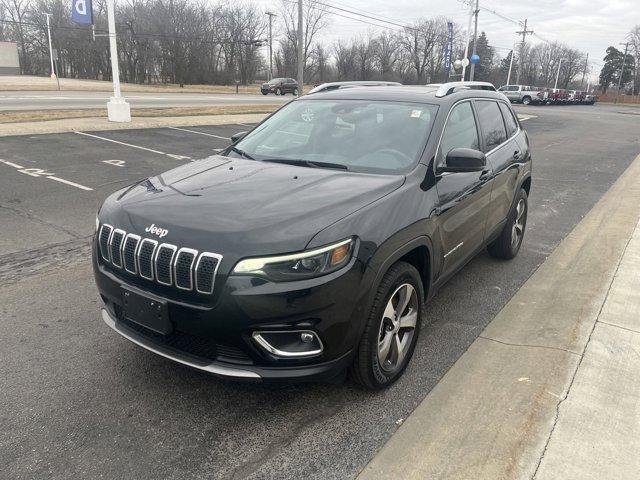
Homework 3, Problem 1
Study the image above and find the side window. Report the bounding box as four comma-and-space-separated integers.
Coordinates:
498, 102, 518, 138
475, 100, 507, 151
438, 102, 480, 164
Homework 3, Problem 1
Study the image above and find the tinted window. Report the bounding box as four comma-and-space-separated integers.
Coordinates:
233, 99, 438, 174
438, 101, 480, 164
498, 102, 518, 137
475, 100, 507, 151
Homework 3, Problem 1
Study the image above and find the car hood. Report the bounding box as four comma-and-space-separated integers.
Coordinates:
102, 156, 404, 261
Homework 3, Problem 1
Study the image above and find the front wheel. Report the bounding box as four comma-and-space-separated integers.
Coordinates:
350, 261, 423, 390
261, 91, 268, 95
275, 87, 282, 95
293, 87, 299, 96
488, 188, 528, 259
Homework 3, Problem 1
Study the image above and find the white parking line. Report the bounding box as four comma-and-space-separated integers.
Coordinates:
75, 131, 192, 161
236, 123, 255, 127
167, 126, 230, 140
517, 114, 537, 121
0, 159, 93, 191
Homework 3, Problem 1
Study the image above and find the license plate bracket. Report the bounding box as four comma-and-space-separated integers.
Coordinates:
121, 287, 172, 335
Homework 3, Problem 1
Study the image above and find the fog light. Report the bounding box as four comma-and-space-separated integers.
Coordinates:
252, 330, 323, 358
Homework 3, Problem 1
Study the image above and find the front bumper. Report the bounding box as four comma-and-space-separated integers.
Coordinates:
101, 308, 354, 382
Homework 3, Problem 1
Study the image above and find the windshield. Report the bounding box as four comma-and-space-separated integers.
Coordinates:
229, 99, 438, 174
268, 78, 284, 84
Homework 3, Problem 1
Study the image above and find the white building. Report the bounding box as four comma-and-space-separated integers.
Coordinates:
0, 41, 20, 75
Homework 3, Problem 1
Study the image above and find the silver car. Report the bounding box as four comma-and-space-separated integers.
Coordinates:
498, 85, 545, 105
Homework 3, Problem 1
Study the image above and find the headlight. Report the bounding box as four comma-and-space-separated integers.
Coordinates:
232, 238, 355, 282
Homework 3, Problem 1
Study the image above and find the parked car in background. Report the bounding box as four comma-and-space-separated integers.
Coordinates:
261, 78, 299, 96
498, 85, 545, 105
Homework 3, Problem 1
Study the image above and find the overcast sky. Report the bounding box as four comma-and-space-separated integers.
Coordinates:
256, 0, 640, 81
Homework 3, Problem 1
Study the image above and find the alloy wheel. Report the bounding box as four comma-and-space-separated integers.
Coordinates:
377, 283, 418, 373
511, 198, 526, 247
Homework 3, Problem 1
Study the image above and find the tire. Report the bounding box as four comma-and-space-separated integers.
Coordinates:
522, 96, 531, 105
261, 91, 268, 95
293, 87, 299, 96
350, 261, 424, 390
275, 87, 282, 95
487, 188, 528, 260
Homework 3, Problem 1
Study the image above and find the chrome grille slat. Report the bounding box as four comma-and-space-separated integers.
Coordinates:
122, 234, 141, 274
195, 253, 222, 294
174, 248, 198, 291
98, 224, 113, 262
110, 229, 126, 268
99, 226, 220, 295
137, 238, 158, 280
155, 243, 177, 286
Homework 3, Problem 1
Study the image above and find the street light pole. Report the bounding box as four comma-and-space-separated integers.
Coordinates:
106, 0, 130, 122
554, 58, 563, 89
506, 41, 516, 85
265, 11, 277, 81
461, 1, 474, 82
469, 0, 479, 81
296, 0, 303, 95
44, 13, 56, 79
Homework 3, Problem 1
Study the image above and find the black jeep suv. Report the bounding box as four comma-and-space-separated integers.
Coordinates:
94, 83, 532, 389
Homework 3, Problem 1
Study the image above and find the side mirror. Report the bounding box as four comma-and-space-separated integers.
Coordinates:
440, 148, 486, 173
231, 131, 248, 144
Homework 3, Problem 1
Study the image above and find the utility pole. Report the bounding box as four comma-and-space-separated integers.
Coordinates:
106, 0, 130, 122
469, 0, 480, 81
296, 0, 303, 96
615, 42, 629, 104
554, 58, 563, 89
461, 0, 474, 81
44, 13, 56, 80
580, 52, 589, 89
265, 11, 277, 80
515, 19, 533, 85
506, 42, 516, 85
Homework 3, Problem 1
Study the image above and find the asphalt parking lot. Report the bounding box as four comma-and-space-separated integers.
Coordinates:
1, 104, 640, 479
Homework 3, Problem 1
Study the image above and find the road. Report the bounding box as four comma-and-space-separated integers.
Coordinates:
0, 91, 289, 111
1, 104, 639, 479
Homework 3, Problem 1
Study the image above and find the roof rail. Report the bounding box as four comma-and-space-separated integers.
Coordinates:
307, 81, 402, 95
430, 81, 496, 97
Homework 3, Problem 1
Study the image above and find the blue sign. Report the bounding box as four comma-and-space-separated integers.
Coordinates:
71, 0, 93, 25
470, 54, 480, 65
443, 22, 453, 73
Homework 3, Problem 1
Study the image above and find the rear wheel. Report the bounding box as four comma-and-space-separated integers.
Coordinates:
293, 87, 299, 96
488, 188, 528, 259
350, 261, 423, 390
522, 96, 532, 105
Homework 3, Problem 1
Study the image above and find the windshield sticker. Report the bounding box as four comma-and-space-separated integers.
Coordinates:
411, 110, 422, 118
301, 108, 315, 122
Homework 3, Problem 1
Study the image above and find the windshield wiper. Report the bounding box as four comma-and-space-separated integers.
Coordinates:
228, 146, 254, 160
261, 158, 349, 171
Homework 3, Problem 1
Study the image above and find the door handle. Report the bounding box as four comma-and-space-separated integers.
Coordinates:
513, 150, 522, 161
479, 168, 491, 180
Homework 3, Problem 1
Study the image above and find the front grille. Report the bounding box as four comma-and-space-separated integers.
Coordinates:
98, 223, 222, 295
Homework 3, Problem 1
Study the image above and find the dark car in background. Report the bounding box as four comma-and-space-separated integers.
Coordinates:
261, 77, 299, 96
94, 82, 532, 390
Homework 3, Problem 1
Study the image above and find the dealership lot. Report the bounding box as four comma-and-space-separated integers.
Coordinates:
1, 104, 640, 479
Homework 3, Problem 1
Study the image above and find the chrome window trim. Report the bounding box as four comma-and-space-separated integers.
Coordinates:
122, 233, 141, 274
110, 229, 126, 268
173, 247, 198, 291
154, 243, 177, 286
137, 238, 158, 281
98, 224, 113, 262
251, 331, 324, 358
195, 252, 223, 294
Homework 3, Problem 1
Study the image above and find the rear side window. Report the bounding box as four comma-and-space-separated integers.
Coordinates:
438, 101, 480, 163
475, 100, 507, 151
498, 102, 518, 138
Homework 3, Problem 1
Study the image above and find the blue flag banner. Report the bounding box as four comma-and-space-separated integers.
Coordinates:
443, 22, 453, 73
71, 0, 93, 25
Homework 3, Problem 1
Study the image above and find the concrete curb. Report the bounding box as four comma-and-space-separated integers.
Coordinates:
0, 113, 270, 137
358, 152, 640, 480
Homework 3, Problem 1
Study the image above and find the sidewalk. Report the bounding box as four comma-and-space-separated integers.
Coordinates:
358, 153, 640, 480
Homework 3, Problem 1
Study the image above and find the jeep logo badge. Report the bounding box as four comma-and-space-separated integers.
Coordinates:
145, 223, 169, 238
